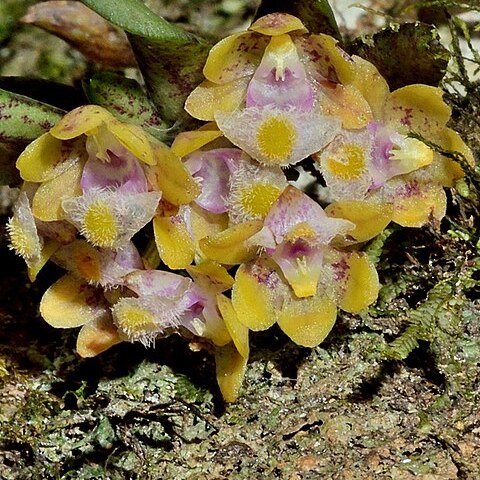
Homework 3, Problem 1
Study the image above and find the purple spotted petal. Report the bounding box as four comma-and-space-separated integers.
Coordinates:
184, 149, 241, 213
246, 35, 314, 111
81, 151, 147, 194
264, 186, 353, 245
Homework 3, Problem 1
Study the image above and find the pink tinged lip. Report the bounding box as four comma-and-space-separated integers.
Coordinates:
184, 149, 240, 214
80, 151, 148, 194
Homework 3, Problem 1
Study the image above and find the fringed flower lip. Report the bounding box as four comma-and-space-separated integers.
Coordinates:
185, 12, 375, 167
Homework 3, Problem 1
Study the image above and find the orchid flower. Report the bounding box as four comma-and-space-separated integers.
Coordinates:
231, 250, 378, 348
153, 127, 288, 269
249, 185, 355, 298
15, 105, 199, 250
316, 57, 474, 231
7, 185, 76, 280
185, 13, 378, 167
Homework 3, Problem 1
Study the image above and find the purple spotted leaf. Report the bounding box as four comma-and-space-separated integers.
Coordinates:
84, 73, 169, 141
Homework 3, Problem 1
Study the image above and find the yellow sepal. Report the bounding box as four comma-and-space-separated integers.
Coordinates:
106, 120, 155, 165
215, 342, 248, 402
338, 252, 379, 313
277, 294, 337, 348
40, 274, 106, 328
185, 78, 248, 122
199, 220, 263, 265
153, 215, 195, 269
326, 201, 393, 243
392, 184, 447, 227
171, 128, 223, 157
217, 294, 249, 358
186, 261, 234, 293
50, 105, 113, 140
76, 316, 122, 358
384, 85, 451, 136
16, 133, 85, 183
32, 158, 84, 221
149, 142, 201, 205
203, 32, 267, 84
351, 55, 390, 118
231, 262, 278, 331
27, 239, 60, 282
250, 13, 308, 36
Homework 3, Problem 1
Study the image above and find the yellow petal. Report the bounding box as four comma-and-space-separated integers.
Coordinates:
27, 239, 60, 282
16, 133, 85, 183
217, 294, 249, 358
32, 158, 84, 221
383, 85, 451, 136
433, 127, 474, 186
321, 84, 373, 129
186, 261, 234, 293
392, 184, 447, 227
231, 261, 280, 331
441, 128, 475, 166
325, 201, 393, 243
40, 274, 107, 328
76, 316, 122, 358
50, 105, 113, 139
297, 34, 356, 85
190, 205, 229, 260
106, 119, 155, 165
185, 78, 249, 122
148, 143, 200, 205
215, 342, 248, 402
338, 252, 379, 313
199, 220, 263, 265
204, 32, 268, 84
250, 13, 307, 36
171, 128, 223, 157
351, 55, 390, 118
153, 215, 195, 269
277, 294, 337, 347
203, 313, 232, 347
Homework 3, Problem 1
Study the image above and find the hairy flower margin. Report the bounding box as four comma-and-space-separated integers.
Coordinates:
7, 13, 472, 402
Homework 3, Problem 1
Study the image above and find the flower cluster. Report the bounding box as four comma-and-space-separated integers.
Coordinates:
8, 13, 472, 402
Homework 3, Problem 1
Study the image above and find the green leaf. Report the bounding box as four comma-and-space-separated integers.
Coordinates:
0, 88, 63, 145
349, 23, 450, 90
255, 0, 341, 41
80, 0, 211, 125
84, 72, 169, 141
